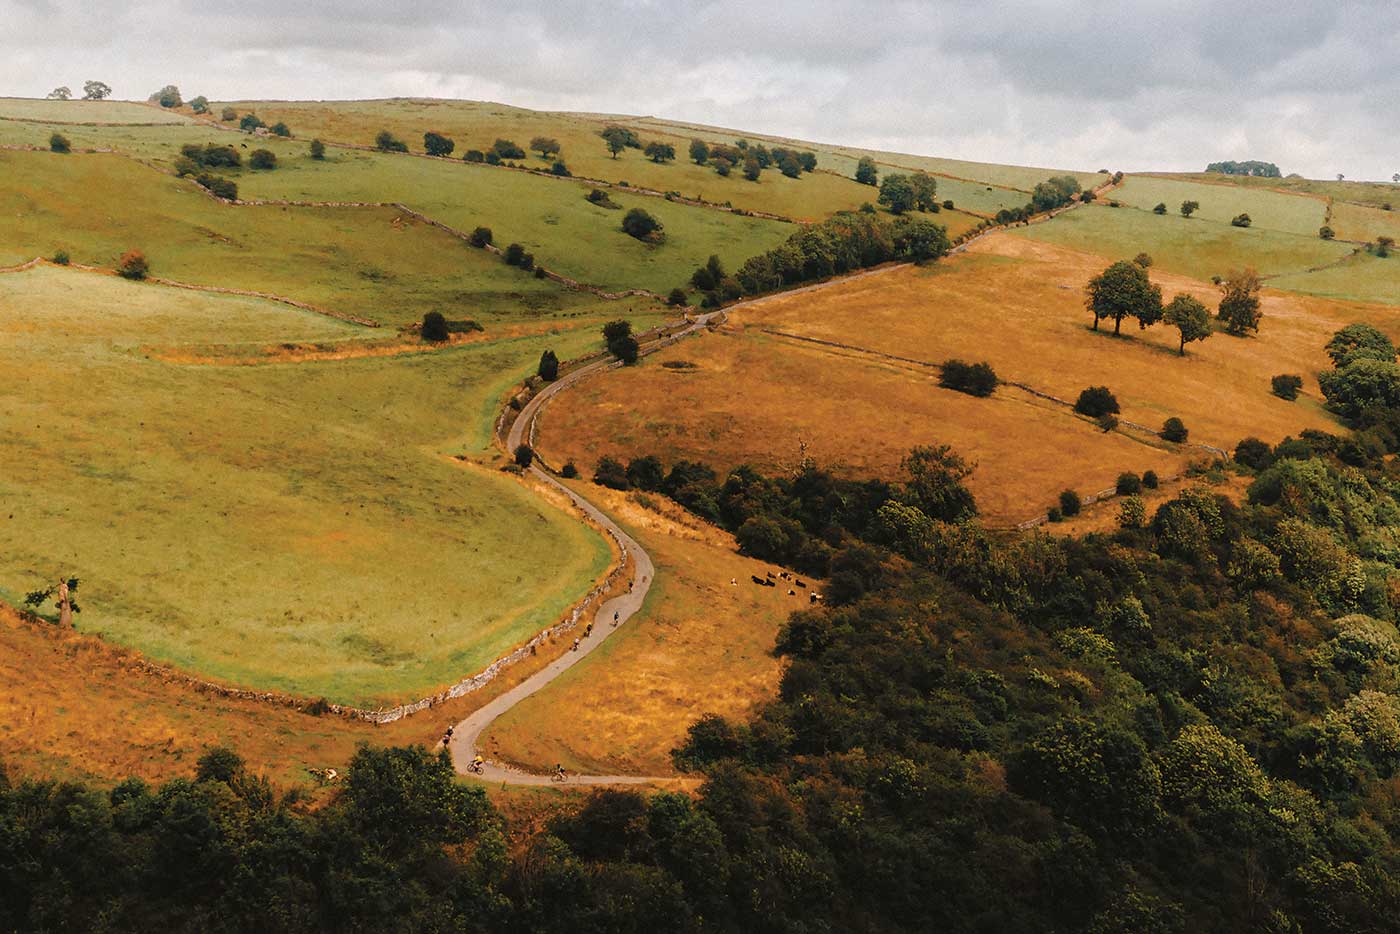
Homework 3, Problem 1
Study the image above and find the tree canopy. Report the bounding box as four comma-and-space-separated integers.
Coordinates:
1085, 260, 1163, 335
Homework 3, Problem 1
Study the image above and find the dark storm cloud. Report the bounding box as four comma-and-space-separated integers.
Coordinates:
3, 0, 1397, 179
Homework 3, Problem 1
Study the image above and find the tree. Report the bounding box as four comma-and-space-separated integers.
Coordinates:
530, 136, 560, 159
188, 96, 209, 114
1325, 323, 1396, 367
117, 250, 149, 280
1180, 200, 1199, 217
688, 139, 709, 165
878, 174, 917, 214
493, 139, 525, 159
248, 149, 276, 170
1160, 417, 1188, 442
901, 444, 977, 522
469, 226, 493, 248
893, 217, 951, 261
1230, 213, 1252, 228
550, 160, 570, 177
939, 360, 998, 396
643, 142, 676, 164
742, 155, 761, 181
855, 156, 878, 186
1119, 495, 1146, 529
1085, 260, 1163, 335
667, 288, 687, 306
1218, 268, 1263, 335
1075, 386, 1119, 417
1377, 236, 1395, 259
594, 455, 629, 489
514, 444, 535, 468
23, 576, 80, 627
1319, 358, 1400, 420
1272, 374, 1304, 400
1319, 225, 1335, 239
48, 133, 70, 154
375, 130, 408, 152
239, 113, 265, 132
626, 456, 665, 491
309, 139, 326, 160
1153, 202, 1167, 215
194, 173, 237, 200
1133, 252, 1153, 268
81, 80, 111, 100
1060, 490, 1082, 516
151, 85, 182, 108
622, 208, 662, 241
538, 349, 559, 381
220, 106, 237, 121
419, 131, 454, 157
909, 172, 938, 211
421, 311, 449, 342
602, 126, 629, 159
778, 153, 802, 178
46, 86, 71, 100
503, 243, 526, 265
1162, 293, 1212, 355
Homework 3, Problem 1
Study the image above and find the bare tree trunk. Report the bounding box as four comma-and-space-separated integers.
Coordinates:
56, 580, 73, 627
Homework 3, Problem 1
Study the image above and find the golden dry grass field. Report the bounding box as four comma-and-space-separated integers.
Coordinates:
481, 486, 793, 775
537, 232, 1393, 524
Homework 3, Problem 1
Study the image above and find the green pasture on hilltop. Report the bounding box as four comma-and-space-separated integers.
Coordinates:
1011, 203, 1353, 281
0, 97, 195, 125
1114, 175, 1326, 237
1163, 170, 1400, 211
0, 265, 615, 705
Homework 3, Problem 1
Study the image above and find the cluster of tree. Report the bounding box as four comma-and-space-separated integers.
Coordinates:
461, 138, 533, 166
1318, 323, 1400, 423
621, 207, 663, 242
878, 171, 940, 214
602, 320, 640, 364
1030, 175, 1083, 212
686, 138, 816, 180
1206, 159, 1283, 177
502, 243, 535, 271
1085, 260, 1259, 347
176, 143, 241, 170
939, 359, 998, 396
48, 80, 112, 100
1371, 236, 1395, 259
374, 130, 408, 153
148, 84, 183, 108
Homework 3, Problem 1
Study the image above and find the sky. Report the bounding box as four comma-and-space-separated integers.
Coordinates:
4, 0, 1398, 181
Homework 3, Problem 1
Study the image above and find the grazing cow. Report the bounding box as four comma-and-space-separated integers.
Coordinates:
766, 571, 776, 579
752, 575, 767, 585
795, 579, 806, 588
788, 589, 796, 596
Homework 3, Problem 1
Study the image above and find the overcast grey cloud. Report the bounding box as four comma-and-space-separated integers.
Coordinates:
3, 0, 1397, 179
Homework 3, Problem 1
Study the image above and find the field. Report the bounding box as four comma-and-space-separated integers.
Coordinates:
1162, 171, 1400, 211
0, 97, 195, 124
0, 265, 621, 705
1115, 175, 1327, 237
481, 486, 791, 775
1330, 200, 1400, 244
535, 233, 1385, 524
1010, 203, 1353, 281
1268, 251, 1400, 306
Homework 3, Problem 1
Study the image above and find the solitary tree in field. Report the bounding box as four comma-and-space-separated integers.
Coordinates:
878, 174, 917, 214
249, 149, 277, 170
602, 127, 629, 159
82, 80, 111, 100
1163, 293, 1212, 355
423, 132, 455, 157
151, 85, 182, 108
1153, 202, 1167, 214
49, 133, 70, 153
1180, 200, 1199, 217
421, 311, 449, 342
189, 96, 209, 114
46, 86, 71, 100
855, 156, 878, 186
689, 139, 709, 165
1337, 173, 1345, 182
621, 208, 662, 241
1085, 260, 1163, 335
24, 577, 79, 627
375, 130, 408, 152
309, 139, 326, 160
240, 113, 265, 132
538, 349, 559, 381
1319, 225, 1334, 240
1218, 268, 1263, 335
117, 250, 149, 280
530, 136, 560, 160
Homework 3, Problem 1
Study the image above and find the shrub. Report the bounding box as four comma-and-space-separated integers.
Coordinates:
594, 455, 629, 490
423, 131, 455, 157
1234, 437, 1274, 470
48, 133, 70, 153
939, 359, 998, 397
611, 335, 640, 365
1160, 417, 1189, 442
519, 253, 535, 272
1119, 495, 1146, 529
194, 173, 237, 201
1272, 374, 1304, 400
239, 113, 264, 132
551, 161, 570, 177
1153, 203, 1167, 215
1074, 386, 1120, 417
1142, 470, 1159, 489
1097, 414, 1119, 432
469, 227, 493, 248
1319, 225, 1335, 240
375, 130, 408, 153
503, 243, 526, 266
1047, 506, 1063, 523
1230, 213, 1252, 228
116, 250, 148, 280
534, 266, 547, 279
514, 444, 534, 468
270, 122, 290, 138
667, 288, 688, 306
626, 456, 665, 491
485, 151, 502, 165
560, 462, 579, 479
537, 349, 559, 381
309, 139, 326, 160
463, 149, 485, 163
420, 311, 449, 342
51, 249, 69, 265
220, 106, 237, 122
1059, 489, 1082, 516
1116, 472, 1143, 495
621, 208, 662, 241
248, 149, 277, 170
1133, 252, 1152, 268
942, 199, 954, 210
493, 139, 525, 159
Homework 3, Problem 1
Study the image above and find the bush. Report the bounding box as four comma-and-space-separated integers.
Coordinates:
194, 173, 237, 201
939, 359, 998, 397
1230, 213, 1252, 228
375, 130, 408, 153
537, 349, 559, 381
1319, 225, 1335, 240
485, 151, 502, 165
420, 311, 449, 342
1097, 414, 1119, 432
1160, 417, 1189, 442
1074, 386, 1120, 417
1116, 472, 1143, 495
1059, 489, 1082, 516
503, 243, 526, 266
1272, 374, 1304, 400
621, 208, 662, 241
423, 132, 455, 157
309, 139, 326, 160
469, 227, 492, 248
667, 288, 688, 306
48, 133, 70, 153
248, 149, 277, 170
611, 335, 640, 365
1119, 495, 1146, 529
560, 462, 579, 479
116, 250, 148, 280
220, 106, 237, 122
51, 249, 69, 265
519, 253, 535, 272
513, 444, 534, 468
1133, 252, 1152, 268
550, 161, 571, 177
594, 455, 629, 490
1234, 437, 1274, 470
239, 113, 264, 132
1153, 203, 1167, 215
626, 456, 665, 491
463, 149, 485, 163
270, 122, 290, 138
1142, 470, 1159, 489
1047, 506, 1063, 523
493, 139, 526, 159
942, 199, 954, 210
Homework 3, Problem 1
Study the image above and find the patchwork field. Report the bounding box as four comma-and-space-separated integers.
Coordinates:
1115, 175, 1327, 237
482, 486, 792, 775
1269, 251, 1400, 306
0, 97, 195, 124
1162, 171, 1400, 211
536, 234, 1386, 524
0, 266, 621, 705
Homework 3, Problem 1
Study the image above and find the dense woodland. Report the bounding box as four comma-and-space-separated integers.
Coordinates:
8, 323, 1400, 931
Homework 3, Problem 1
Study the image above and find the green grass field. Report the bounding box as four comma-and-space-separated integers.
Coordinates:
1331, 201, 1400, 244
1012, 203, 1353, 281
1116, 175, 1326, 237
1268, 251, 1400, 306
0, 149, 621, 328
1162, 171, 1400, 211
0, 265, 618, 705
0, 97, 195, 125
